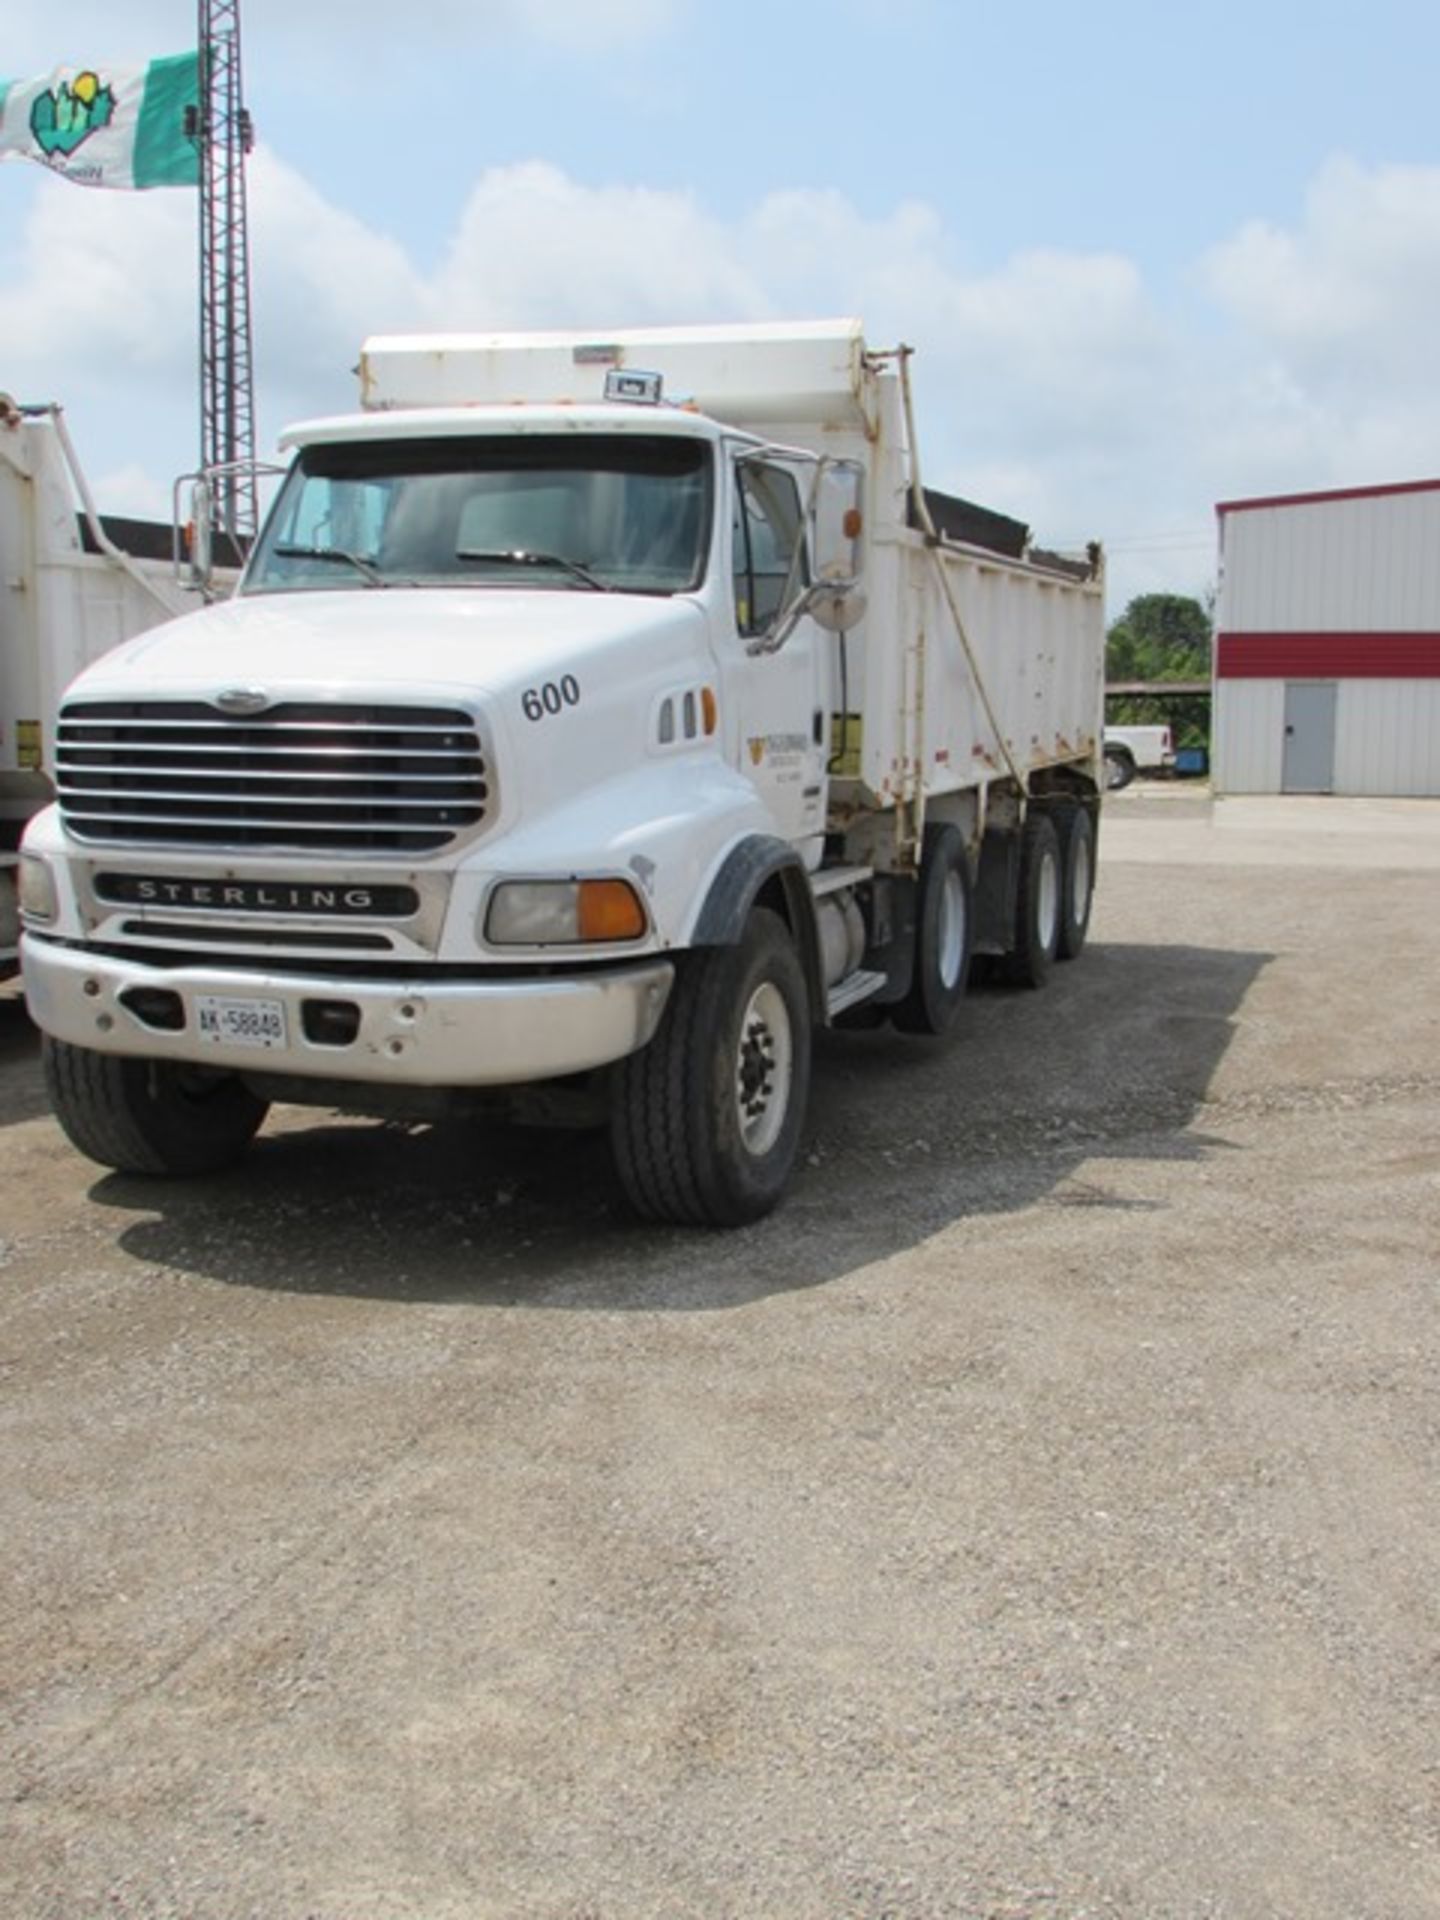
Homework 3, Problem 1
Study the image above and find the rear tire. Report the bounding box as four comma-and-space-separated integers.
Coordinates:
1104, 747, 1135, 791
891, 823, 972, 1036
1056, 803, 1096, 960
43, 1038, 268, 1174
1000, 809, 1061, 988
611, 907, 811, 1226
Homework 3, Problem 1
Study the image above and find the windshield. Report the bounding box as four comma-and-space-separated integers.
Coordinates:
244, 433, 712, 596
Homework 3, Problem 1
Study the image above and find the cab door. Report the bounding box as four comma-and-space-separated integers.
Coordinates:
724, 453, 830, 865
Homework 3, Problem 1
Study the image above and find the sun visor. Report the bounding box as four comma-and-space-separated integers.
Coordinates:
359, 320, 871, 430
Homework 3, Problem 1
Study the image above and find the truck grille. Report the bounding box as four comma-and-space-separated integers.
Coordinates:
54, 700, 489, 855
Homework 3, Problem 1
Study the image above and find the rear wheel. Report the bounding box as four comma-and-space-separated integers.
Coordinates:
611, 907, 811, 1226
1056, 803, 1097, 960
1001, 809, 1061, 988
43, 1038, 269, 1174
892, 823, 972, 1035
1104, 747, 1135, 790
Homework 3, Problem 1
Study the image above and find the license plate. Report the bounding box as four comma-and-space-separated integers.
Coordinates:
195, 994, 288, 1050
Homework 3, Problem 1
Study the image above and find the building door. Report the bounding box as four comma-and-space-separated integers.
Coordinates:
1281, 682, 1337, 793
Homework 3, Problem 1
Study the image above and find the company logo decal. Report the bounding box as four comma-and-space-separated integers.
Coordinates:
30, 71, 115, 159
213, 686, 273, 716
747, 732, 808, 770
95, 872, 420, 918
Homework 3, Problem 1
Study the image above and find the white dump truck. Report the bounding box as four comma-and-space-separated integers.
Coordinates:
20, 321, 1105, 1224
1, 398, 211, 978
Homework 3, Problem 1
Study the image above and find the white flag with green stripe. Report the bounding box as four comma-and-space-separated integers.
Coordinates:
0, 53, 199, 189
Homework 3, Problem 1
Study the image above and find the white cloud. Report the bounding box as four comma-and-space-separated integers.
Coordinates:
248, 150, 427, 411
1194, 157, 1440, 505
9, 150, 1440, 613
5, 4, 188, 64
427, 171, 1170, 478
429, 162, 769, 330
0, 175, 194, 374
1203, 156, 1440, 364
92, 461, 174, 521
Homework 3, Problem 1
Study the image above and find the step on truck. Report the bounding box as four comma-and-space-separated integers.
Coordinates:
19, 321, 1105, 1226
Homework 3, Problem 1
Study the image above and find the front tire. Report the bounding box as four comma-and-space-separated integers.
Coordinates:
892, 823, 972, 1035
611, 907, 811, 1226
44, 1038, 268, 1174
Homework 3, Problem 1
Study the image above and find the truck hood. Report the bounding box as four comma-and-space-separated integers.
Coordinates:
64, 586, 707, 702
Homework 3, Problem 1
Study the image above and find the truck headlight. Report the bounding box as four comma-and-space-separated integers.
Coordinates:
485, 878, 647, 946
18, 853, 58, 923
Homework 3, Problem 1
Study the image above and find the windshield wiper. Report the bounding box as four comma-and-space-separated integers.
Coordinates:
455, 547, 610, 591
272, 543, 388, 587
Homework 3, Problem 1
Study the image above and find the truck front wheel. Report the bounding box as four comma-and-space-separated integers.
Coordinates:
611, 907, 811, 1227
43, 1038, 269, 1175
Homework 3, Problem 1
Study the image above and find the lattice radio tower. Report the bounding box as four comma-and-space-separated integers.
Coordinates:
190, 0, 257, 545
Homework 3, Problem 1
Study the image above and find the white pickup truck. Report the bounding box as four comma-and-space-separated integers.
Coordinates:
1103, 722, 1175, 789
20, 321, 1106, 1224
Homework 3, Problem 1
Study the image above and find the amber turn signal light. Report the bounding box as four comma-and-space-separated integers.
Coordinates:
577, 878, 646, 942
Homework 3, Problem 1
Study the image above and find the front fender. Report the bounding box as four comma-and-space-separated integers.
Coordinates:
690, 834, 824, 1022
442, 751, 775, 957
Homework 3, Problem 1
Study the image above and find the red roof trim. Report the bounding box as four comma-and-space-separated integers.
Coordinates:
1216, 477, 1440, 517
1216, 631, 1440, 679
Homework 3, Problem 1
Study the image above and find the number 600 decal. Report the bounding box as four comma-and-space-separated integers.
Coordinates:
521, 676, 581, 722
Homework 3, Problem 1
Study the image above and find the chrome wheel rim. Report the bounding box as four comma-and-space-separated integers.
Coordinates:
1070, 831, 1091, 925
735, 981, 793, 1157
937, 867, 966, 989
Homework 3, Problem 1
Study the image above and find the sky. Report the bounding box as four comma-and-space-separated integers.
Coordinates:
5, 0, 1440, 617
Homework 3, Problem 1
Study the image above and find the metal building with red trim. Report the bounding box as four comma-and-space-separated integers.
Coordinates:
1212, 478, 1440, 795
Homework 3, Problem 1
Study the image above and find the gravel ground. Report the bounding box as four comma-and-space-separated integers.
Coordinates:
2, 792, 1438, 1919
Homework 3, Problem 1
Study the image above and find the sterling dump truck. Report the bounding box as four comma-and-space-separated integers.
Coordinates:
20, 321, 1105, 1224
1, 398, 210, 978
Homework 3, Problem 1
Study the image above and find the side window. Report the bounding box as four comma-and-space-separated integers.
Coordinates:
732, 462, 808, 637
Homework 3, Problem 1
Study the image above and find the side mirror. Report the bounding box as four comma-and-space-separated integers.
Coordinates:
175, 474, 214, 594
813, 458, 864, 572
807, 456, 866, 631
805, 579, 867, 633
753, 575, 869, 656
742, 451, 868, 656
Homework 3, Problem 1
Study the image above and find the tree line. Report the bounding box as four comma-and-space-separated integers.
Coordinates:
1106, 592, 1212, 746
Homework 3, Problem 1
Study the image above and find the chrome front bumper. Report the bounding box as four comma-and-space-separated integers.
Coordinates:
21, 937, 674, 1088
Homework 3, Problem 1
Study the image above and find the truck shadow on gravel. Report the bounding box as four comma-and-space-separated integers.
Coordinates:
81, 939, 1272, 1308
